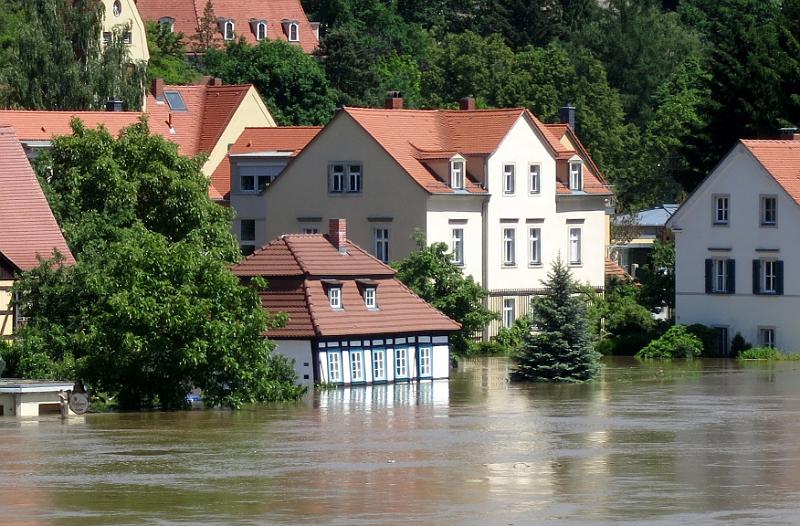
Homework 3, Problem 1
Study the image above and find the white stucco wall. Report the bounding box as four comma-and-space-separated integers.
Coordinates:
426, 195, 485, 285
102, 0, 150, 62
671, 144, 800, 351
274, 340, 314, 387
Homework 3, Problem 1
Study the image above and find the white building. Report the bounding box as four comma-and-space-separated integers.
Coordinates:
258, 96, 614, 336
667, 137, 800, 353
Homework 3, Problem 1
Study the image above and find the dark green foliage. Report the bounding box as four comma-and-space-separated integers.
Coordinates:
589, 277, 663, 355
636, 325, 702, 359
392, 233, 497, 356
492, 315, 532, 356
146, 22, 200, 85
731, 333, 752, 355
738, 347, 784, 360
204, 40, 335, 125
1, 0, 146, 110
637, 240, 675, 314
513, 258, 600, 382
14, 121, 304, 409
684, 323, 717, 356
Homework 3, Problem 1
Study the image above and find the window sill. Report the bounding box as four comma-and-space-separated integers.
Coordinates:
712, 222, 729, 227
528, 262, 543, 268
529, 191, 541, 196
760, 223, 778, 228
502, 263, 517, 269
709, 291, 734, 295
328, 192, 363, 196
568, 262, 582, 267
503, 192, 515, 196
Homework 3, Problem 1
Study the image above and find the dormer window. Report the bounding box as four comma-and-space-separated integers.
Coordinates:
282, 20, 300, 42
221, 19, 235, 40
159, 17, 175, 32
569, 161, 583, 191
329, 286, 342, 309
257, 21, 267, 40
364, 288, 376, 309
450, 158, 465, 190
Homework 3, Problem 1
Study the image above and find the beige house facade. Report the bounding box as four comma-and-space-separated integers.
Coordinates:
101, 0, 150, 63
259, 99, 613, 337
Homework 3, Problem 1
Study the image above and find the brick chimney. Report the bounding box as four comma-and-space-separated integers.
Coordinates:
559, 103, 576, 130
459, 96, 476, 110
385, 91, 403, 110
151, 78, 165, 101
329, 218, 347, 254
209, 77, 223, 87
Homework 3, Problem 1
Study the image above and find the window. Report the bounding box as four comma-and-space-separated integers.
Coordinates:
328, 352, 341, 382
569, 227, 581, 264
159, 17, 175, 32
503, 164, 515, 195
714, 259, 728, 293
395, 348, 408, 378
763, 259, 778, 293
328, 164, 345, 193
240, 220, 255, 255
418, 347, 432, 377
502, 298, 515, 328
528, 227, 541, 265
238, 165, 280, 192
451, 160, 465, 190
374, 228, 389, 263
112, 0, 122, 17
288, 22, 299, 41
761, 196, 777, 226
451, 228, 464, 265
569, 161, 583, 190
257, 22, 267, 41
347, 164, 362, 193
329, 286, 342, 309
372, 350, 386, 381
529, 164, 541, 194
714, 195, 729, 225
301, 227, 319, 234
350, 351, 364, 382
164, 91, 187, 111
364, 287, 377, 309
704, 258, 735, 294
123, 31, 132, 45
223, 20, 235, 40
102, 32, 112, 46
502, 227, 516, 266
759, 327, 776, 348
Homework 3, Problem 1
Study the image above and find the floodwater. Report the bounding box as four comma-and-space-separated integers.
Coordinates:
3, 358, 800, 525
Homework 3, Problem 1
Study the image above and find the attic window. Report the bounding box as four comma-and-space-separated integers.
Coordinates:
164, 91, 186, 111
112, 0, 122, 17
223, 20, 235, 40
257, 21, 267, 41
450, 158, 465, 190
328, 286, 342, 309
159, 17, 175, 32
282, 20, 300, 42
569, 161, 583, 191
364, 287, 377, 309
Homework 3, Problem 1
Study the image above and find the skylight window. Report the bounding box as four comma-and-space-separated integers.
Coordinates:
164, 91, 186, 111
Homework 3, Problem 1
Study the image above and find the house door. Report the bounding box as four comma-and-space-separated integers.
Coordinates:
714, 327, 729, 357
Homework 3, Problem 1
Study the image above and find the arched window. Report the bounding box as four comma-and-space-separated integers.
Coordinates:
158, 16, 175, 32
288, 22, 299, 42
257, 21, 267, 41
112, 0, 122, 17
223, 20, 235, 40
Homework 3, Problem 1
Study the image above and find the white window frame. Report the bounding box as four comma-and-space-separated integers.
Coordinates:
372, 349, 386, 381
762, 259, 778, 293
761, 195, 777, 226
418, 347, 432, 377
329, 286, 342, 309
502, 227, 516, 266
569, 161, 583, 191
364, 287, 377, 309
395, 347, 408, 378
257, 21, 267, 41
159, 17, 175, 32
123, 31, 132, 45
288, 22, 299, 42
528, 227, 541, 265
347, 164, 362, 193
503, 163, 515, 195
529, 163, 541, 194
350, 351, 364, 382
713, 194, 729, 225
451, 228, 464, 265
450, 159, 465, 190
712, 258, 728, 293
502, 298, 515, 328
223, 20, 235, 40
327, 352, 341, 382
300, 226, 319, 234
374, 228, 389, 263
328, 163, 345, 193
758, 327, 776, 348
569, 227, 581, 265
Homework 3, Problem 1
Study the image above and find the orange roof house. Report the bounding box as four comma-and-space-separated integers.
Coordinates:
0, 79, 276, 202
231, 219, 460, 387
0, 125, 75, 337
136, 0, 319, 53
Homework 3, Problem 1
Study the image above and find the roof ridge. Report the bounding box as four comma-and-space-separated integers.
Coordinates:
283, 235, 310, 274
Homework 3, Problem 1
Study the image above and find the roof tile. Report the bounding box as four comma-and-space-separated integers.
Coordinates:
741, 139, 800, 204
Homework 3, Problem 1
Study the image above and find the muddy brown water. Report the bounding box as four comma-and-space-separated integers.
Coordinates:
3, 357, 800, 525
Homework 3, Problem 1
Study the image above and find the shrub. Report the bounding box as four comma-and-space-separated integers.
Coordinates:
494, 315, 532, 356
731, 333, 751, 355
685, 323, 717, 355
738, 347, 784, 360
636, 325, 703, 359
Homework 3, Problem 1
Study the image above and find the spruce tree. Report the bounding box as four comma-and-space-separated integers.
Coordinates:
513, 257, 601, 382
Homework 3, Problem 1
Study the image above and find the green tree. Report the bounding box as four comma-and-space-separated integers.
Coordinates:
14, 120, 303, 409
637, 240, 675, 314
393, 233, 497, 355
204, 39, 335, 125
192, 0, 218, 54
513, 258, 600, 382
1, 0, 146, 110
145, 21, 200, 85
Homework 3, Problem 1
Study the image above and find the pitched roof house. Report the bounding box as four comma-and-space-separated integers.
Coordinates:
101, 0, 150, 63
0, 126, 75, 338
231, 219, 460, 387
0, 79, 276, 202
136, 0, 319, 53
667, 134, 800, 354
255, 96, 613, 337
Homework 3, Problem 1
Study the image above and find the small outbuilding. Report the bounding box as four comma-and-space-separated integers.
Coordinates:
0, 380, 75, 417
231, 219, 461, 387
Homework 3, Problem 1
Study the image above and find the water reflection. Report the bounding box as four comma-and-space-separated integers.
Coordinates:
2, 358, 800, 524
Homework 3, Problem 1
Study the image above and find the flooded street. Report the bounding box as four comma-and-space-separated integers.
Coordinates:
3, 357, 800, 525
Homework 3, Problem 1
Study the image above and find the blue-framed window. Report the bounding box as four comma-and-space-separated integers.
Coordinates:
350, 350, 365, 383
372, 349, 386, 381
417, 346, 432, 378
327, 351, 342, 383
394, 347, 408, 379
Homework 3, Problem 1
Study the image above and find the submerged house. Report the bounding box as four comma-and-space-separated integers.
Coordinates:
231, 219, 460, 387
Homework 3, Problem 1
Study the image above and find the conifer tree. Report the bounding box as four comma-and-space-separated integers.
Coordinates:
193, 0, 218, 54
513, 257, 600, 382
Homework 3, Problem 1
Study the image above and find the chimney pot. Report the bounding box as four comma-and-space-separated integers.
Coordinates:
328, 218, 347, 254
384, 91, 403, 110
459, 96, 476, 111
151, 78, 165, 101
559, 103, 576, 130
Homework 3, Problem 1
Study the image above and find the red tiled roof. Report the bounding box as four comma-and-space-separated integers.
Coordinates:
741, 139, 800, 204
231, 233, 460, 338
0, 126, 74, 271
136, 0, 319, 53
604, 257, 629, 280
